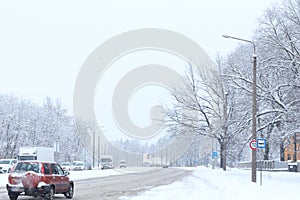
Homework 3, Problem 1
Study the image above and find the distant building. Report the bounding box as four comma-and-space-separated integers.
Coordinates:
284, 133, 300, 161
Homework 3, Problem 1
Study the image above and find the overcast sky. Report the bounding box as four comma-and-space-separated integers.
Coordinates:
0, 0, 280, 110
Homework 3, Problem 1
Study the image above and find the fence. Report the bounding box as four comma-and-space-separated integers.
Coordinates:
238, 160, 288, 171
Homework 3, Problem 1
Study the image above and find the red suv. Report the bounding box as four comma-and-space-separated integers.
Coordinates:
6, 160, 74, 200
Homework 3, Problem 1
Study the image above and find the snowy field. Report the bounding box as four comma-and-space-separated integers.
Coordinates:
120, 166, 300, 200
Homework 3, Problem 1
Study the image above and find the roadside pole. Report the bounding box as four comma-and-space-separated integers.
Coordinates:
250, 138, 266, 185
260, 148, 263, 186
212, 151, 218, 169
257, 138, 266, 186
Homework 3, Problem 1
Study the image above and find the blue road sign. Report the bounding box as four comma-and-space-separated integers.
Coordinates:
212, 151, 218, 158
257, 138, 266, 148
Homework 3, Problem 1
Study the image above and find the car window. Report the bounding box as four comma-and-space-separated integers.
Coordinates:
0, 160, 11, 164
51, 164, 58, 175
43, 163, 50, 175
30, 163, 40, 173
56, 164, 64, 175
101, 158, 112, 162
50, 164, 64, 175
14, 162, 40, 173
75, 162, 84, 166
60, 162, 70, 166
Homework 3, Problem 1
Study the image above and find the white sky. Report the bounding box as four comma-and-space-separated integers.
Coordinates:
0, 0, 280, 111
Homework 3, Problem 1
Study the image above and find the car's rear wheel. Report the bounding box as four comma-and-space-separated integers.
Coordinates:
64, 184, 74, 199
45, 187, 54, 200
8, 192, 19, 200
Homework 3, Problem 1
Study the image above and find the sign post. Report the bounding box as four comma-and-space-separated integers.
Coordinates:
212, 151, 218, 169
249, 138, 267, 185
257, 138, 266, 186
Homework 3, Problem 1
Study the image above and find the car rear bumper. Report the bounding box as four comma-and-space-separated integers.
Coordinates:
7, 184, 52, 195
73, 168, 83, 170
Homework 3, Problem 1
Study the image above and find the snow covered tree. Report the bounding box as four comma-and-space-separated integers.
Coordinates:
164, 63, 232, 170
222, 0, 300, 162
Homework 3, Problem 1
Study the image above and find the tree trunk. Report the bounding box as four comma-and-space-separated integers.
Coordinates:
293, 133, 297, 162
5, 123, 10, 159
280, 142, 285, 161
219, 140, 226, 170
222, 142, 226, 170
264, 140, 270, 160
264, 124, 272, 160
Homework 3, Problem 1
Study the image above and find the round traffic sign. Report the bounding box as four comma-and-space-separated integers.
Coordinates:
249, 139, 257, 150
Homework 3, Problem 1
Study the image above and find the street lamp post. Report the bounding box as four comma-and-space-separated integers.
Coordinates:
93, 131, 95, 168
222, 35, 257, 183
98, 135, 101, 167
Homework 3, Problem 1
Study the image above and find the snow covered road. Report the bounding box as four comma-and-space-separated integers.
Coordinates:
72, 168, 190, 200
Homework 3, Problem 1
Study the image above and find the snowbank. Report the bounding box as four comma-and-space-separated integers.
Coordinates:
120, 166, 300, 200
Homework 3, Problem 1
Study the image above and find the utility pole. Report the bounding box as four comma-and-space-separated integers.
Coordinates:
93, 131, 95, 168
223, 35, 257, 182
294, 133, 297, 162
252, 53, 257, 182
98, 135, 100, 167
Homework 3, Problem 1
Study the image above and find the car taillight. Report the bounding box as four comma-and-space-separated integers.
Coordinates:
8, 174, 21, 185
8, 174, 13, 184
41, 164, 45, 174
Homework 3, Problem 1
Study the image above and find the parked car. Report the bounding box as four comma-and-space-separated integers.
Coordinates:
6, 160, 74, 200
0, 159, 17, 173
60, 162, 71, 171
72, 161, 85, 171
119, 160, 127, 168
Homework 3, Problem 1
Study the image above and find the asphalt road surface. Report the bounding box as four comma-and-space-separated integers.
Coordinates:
0, 168, 191, 200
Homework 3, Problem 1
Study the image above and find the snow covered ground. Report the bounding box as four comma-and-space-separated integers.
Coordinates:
120, 166, 300, 200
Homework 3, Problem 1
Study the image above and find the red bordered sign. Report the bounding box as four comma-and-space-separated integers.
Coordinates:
249, 139, 257, 150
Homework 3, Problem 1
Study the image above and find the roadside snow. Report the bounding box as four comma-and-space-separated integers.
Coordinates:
0, 174, 9, 187
69, 169, 122, 181
120, 166, 300, 200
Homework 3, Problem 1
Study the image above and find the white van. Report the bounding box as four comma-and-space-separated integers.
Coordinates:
0, 159, 17, 173
72, 161, 85, 170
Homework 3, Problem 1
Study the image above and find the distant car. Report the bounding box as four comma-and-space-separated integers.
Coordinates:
162, 164, 169, 168
60, 162, 71, 171
6, 160, 74, 200
119, 160, 127, 168
72, 161, 85, 171
0, 159, 17, 173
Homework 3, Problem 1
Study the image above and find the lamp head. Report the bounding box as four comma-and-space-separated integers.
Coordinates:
222, 34, 231, 38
